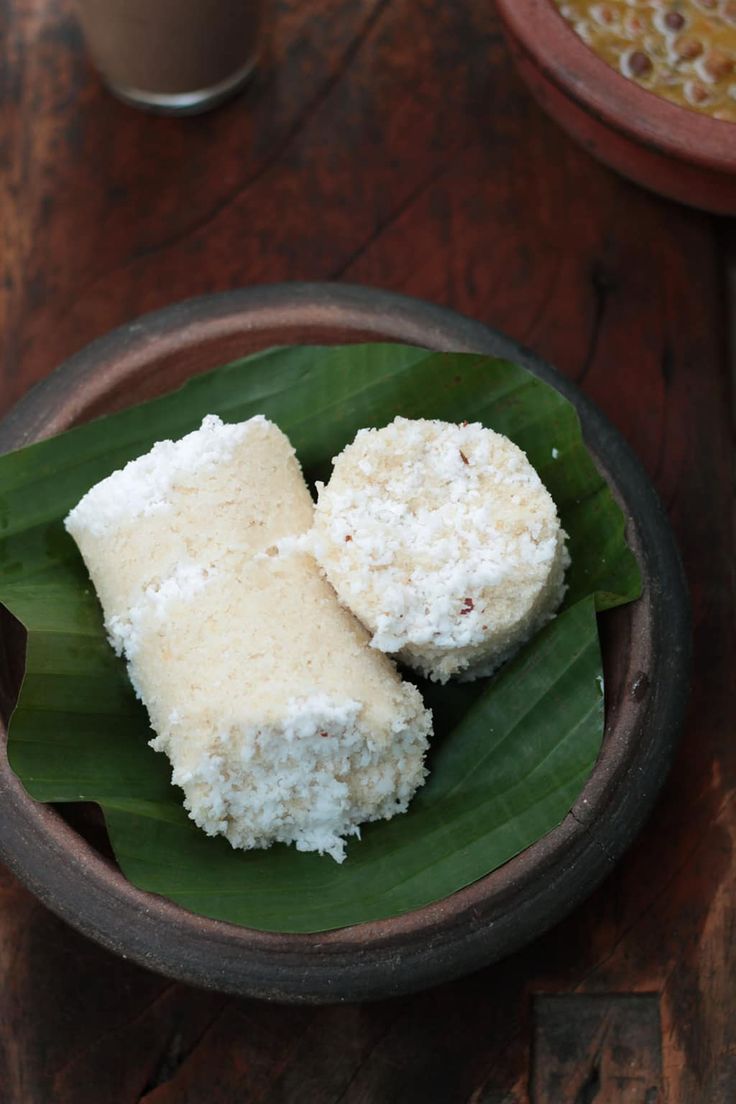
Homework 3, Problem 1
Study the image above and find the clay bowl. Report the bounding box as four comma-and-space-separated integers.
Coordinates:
0, 283, 689, 1003
495, 0, 736, 215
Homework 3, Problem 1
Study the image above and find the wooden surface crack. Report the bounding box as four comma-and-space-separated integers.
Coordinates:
576, 261, 617, 386
330, 142, 478, 279
327, 1007, 409, 1104
49, 0, 396, 316
136, 999, 230, 1101
574, 790, 735, 992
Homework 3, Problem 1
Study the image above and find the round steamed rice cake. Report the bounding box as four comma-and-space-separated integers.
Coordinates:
309, 416, 570, 683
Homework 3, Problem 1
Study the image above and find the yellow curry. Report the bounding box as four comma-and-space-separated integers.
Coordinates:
555, 1, 736, 120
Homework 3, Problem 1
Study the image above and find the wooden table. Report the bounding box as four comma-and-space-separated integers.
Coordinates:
1, 1, 733, 1100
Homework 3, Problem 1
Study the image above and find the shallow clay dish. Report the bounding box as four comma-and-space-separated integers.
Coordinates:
0, 283, 689, 1003
496, 0, 736, 215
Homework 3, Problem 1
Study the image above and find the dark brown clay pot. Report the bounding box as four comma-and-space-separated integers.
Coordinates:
0, 284, 690, 1003
495, 0, 736, 216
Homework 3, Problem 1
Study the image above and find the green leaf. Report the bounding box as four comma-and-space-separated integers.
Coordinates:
0, 345, 640, 932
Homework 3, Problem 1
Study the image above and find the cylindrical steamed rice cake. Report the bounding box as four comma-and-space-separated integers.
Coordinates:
65, 415, 431, 862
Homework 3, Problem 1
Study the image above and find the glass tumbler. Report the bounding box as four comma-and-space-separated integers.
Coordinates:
74, 0, 263, 115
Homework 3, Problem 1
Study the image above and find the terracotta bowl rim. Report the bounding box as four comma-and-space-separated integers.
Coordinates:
0, 282, 691, 1002
495, 0, 736, 172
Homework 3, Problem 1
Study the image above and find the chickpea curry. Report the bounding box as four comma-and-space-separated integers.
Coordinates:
555, 1, 736, 120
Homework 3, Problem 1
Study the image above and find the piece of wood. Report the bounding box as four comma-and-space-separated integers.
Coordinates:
531, 994, 662, 1103
0, 0, 733, 1100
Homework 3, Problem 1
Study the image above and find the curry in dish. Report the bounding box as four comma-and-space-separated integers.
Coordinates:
555, 1, 736, 119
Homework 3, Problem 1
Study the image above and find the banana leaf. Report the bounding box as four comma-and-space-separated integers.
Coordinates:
0, 345, 640, 932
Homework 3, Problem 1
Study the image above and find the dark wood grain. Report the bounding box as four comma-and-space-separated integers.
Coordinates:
0, 0, 733, 1100
531, 994, 662, 1103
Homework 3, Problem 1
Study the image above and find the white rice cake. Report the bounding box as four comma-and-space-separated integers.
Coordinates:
65, 415, 431, 862
309, 416, 570, 683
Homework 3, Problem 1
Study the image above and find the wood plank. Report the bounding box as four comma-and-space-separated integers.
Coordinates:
531, 994, 662, 1103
